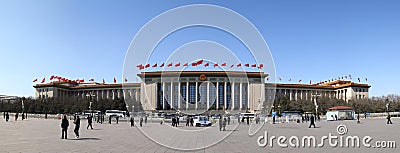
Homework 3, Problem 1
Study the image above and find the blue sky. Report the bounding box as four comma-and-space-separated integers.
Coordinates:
0, 0, 399, 97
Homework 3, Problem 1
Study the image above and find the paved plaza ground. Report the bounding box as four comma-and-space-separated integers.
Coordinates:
0, 116, 399, 153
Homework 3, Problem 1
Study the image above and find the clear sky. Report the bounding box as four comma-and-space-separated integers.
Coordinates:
1, 0, 399, 97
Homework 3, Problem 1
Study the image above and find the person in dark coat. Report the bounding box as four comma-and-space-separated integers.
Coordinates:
186, 116, 190, 126
145, 116, 147, 124
190, 117, 194, 126
357, 113, 360, 124
387, 113, 393, 124
308, 114, 316, 128
171, 117, 176, 127
116, 116, 119, 124
222, 117, 227, 131
87, 115, 93, 129
246, 116, 250, 125
140, 117, 143, 127
74, 116, 80, 138
15, 113, 18, 121
3, 112, 5, 119
130, 117, 134, 127
109, 116, 112, 124
5, 112, 9, 122
61, 115, 69, 139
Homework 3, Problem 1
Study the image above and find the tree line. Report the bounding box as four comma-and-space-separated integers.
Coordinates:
0, 97, 128, 114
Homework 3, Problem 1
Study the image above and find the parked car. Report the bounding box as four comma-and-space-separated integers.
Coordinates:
193, 116, 212, 127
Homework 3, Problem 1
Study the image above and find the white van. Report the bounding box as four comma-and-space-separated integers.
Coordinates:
105, 110, 125, 118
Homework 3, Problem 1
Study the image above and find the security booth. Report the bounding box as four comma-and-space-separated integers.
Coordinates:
326, 106, 355, 121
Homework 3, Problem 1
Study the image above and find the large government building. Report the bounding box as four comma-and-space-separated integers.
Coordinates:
33, 71, 370, 113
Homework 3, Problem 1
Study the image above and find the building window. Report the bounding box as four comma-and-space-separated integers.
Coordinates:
189, 83, 196, 104
218, 84, 224, 109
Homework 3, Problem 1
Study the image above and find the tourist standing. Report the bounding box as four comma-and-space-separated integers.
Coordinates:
5, 112, 9, 122
357, 113, 360, 124
145, 115, 147, 124
237, 116, 240, 124
308, 114, 316, 128
186, 116, 190, 126
246, 116, 250, 125
227, 116, 230, 125
116, 116, 119, 124
190, 117, 194, 126
109, 116, 112, 124
130, 117, 134, 127
15, 113, 18, 121
222, 117, 227, 131
74, 116, 80, 139
87, 115, 93, 129
61, 115, 69, 139
171, 117, 176, 127
176, 116, 179, 126
219, 116, 223, 131
3, 112, 5, 119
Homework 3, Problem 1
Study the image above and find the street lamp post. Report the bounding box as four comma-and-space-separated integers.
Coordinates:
86, 93, 96, 119
312, 94, 321, 115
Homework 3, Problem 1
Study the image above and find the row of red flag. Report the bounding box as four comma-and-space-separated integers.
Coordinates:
33, 75, 127, 84
274, 74, 368, 85
136, 60, 264, 70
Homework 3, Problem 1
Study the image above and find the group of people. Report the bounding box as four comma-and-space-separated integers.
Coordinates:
3, 112, 28, 122
171, 116, 179, 127
185, 116, 194, 126
61, 115, 80, 139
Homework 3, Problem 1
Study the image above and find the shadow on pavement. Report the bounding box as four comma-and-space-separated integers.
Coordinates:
69, 138, 101, 141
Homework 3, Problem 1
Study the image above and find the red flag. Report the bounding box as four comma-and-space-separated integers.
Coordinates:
204, 63, 209, 67
196, 59, 203, 65
33, 78, 38, 82
214, 63, 218, 67
114, 77, 117, 83
125, 78, 128, 82
298, 79, 302, 83
192, 63, 197, 66
258, 64, 264, 69
79, 79, 84, 83
89, 78, 94, 81
102, 79, 105, 84
251, 64, 256, 67
167, 63, 173, 67
288, 78, 292, 82
244, 63, 250, 67
183, 63, 188, 66
41, 77, 45, 83
139, 65, 144, 70
221, 63, 227, 66
136, 64, 142, 68
145, 64, 150, 68
175, 63, 180, 67
230, 64, 234, 68
152, 63, 157, 67
237, 63, 242, 67
50, 75, 54, 80
160, 63, 165, 67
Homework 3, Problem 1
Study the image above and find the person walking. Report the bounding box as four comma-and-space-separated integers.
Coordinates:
87, 115, 93, 129
176, 116, 179, 126
227, 116, 231, 125
357, 113, 360, 124
130, 117, 134, 127
387, 113, 393, 124
73, 116, 80, 139
246, 116, 250, 125
116, 116, 119, 124
145, 115, 147, 124
109, 116, 112, 124
186, 116, 190, 126
15, 113, 18, 121
308, 114, 316, 128
61, 115, 69, 139
140, 117, 143, 127
171, 117, 176, 127
237, 116, 240, 124
3, 112, 5, 119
